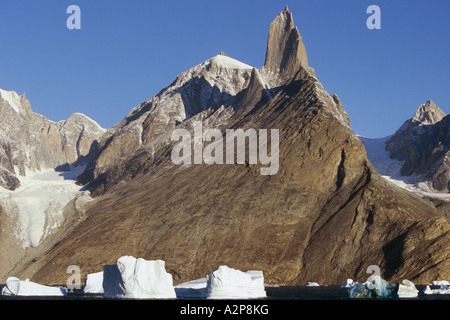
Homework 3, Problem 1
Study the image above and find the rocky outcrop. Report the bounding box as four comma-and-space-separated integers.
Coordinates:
411, 100, 446, 125
58, 113, 106, 165
263, 6, 308, 74
0, 166, 20, 191
386, 100, 450, 192
7, 8, 450, 287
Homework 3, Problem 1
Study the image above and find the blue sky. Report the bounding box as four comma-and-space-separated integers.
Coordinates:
0, 0, 449, 138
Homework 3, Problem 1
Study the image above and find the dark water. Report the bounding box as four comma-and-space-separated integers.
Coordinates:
1, 284, 448, 300
1, 285, 447, 318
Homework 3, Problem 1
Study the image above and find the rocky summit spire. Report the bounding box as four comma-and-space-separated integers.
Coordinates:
263, 6, 309, 76
411, 99, 446, 125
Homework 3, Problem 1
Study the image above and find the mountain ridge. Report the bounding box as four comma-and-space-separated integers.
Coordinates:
0, 89, 105, 188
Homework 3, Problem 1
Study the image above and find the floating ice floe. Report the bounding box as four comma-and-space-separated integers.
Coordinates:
341, 279, 356, 288
397, 280, 419, 298
349, 275, 398, 298
173, 267, 266, 299
102, 256, 176, 299
423, 284, 450, 295
1, 277, 66, 296
306, 282, 320, 287
206, 266, 266, 299
429, 280, 449, 286
174, 277, 209, 298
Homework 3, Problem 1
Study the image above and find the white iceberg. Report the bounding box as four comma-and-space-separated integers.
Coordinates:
349, 275, 398, 298
430, 280, 449, 286
175, 277, 208, 298
341, 279, 355, 288
103, 256, 176, 299
423, 284, 450, 295
397, 280, 419, 298
83, 271, 104, 294
1, 277, 66, 296
306, 282, 320, 287
206, 266, 266, 299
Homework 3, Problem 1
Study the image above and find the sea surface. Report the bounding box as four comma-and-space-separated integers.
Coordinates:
1, 284, 449, 300
1, 285, 447, 318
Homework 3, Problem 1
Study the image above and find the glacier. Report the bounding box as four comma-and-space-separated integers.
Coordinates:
359, 135, 450, 199
0, 165, 91, 248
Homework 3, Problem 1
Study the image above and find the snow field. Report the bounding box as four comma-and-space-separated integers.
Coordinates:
0, 165, 90, 248
359, 136, 450, 199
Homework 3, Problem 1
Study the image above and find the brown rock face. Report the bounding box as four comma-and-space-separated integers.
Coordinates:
28, 67, 448, 287
9, 9, 449, 286
263, 6, 309, 74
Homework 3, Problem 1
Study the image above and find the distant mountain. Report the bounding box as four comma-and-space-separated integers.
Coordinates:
385, 100, 450, 193
0, 88, 105, 280
0, 88, 105, 190
2, 7, 449, 287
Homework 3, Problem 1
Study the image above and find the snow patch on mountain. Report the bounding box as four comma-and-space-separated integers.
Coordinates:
0, 165, 91, 248
103, 53, 255, 159
0, 89, 24, 114
210, 54, 253, 70
67, 112, 106, 133
360, 135, 450, 199
172, 54, 254, 106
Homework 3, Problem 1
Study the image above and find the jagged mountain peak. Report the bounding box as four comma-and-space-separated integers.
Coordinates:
411, 99, 446, 125
0, 88, 31, 115
263, 6, 309, 76
62, 112, 106, 133
124, 53, 255, 124
209, 53, 253, 71
159, 53, 254, 99
78, 8, 350, 191
0, 87, 105, 190
385, 99, 450, 192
